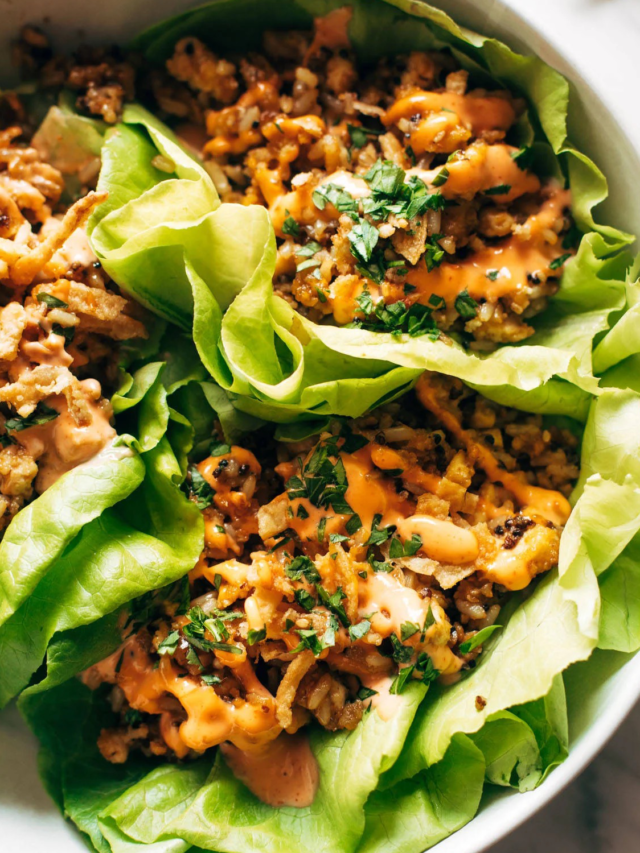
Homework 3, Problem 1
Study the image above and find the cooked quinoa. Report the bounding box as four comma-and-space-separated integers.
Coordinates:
85, 372, 579, 764
14, 10, 576, 349
0, 121, 148, 530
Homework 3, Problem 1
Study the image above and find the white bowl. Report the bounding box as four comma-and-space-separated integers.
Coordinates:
1, 2, 639, 852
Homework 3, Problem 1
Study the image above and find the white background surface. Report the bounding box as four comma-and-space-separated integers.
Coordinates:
0, 1, 639, 851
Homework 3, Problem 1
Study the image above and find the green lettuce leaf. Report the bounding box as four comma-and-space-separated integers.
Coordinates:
0, 436, 203, 707
593, 255, 640, 377
0, 442, 144, 626
358, 734, 485, 853
85, 0, 634, 425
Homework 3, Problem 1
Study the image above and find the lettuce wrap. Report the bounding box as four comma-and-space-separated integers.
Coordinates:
8, 3, 640, 853
86, 0, 635, 426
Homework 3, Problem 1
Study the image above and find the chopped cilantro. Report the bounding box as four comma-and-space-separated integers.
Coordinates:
296, 504, 309, 519
390, 633, 414, 664
330, 532, 350, 543
425, 235, 445, 272
427, 293, 446, 310
486, 269, 499, 281
415, 651, 439, 684
296, 240, 322, 258
389, 665, 415, 694
458, 624, 502, 654
294, 588, 316, 612
201, 673, 222, 686
549, 253, 572, 271
357, 686, 378, 700
186, 645, 203, 670
367, 514, 394, 546
247, 627, 267, 645
484, 184, 511, 196
157, 630, 180, 656
285, 555, 321, 584
454, 289, 479, 320
37, 292, 68, 309
282, 211, 300, 237
292, 627, 326, 656
423, 606, 436, 631
431, 167, 449, 187
213, 573, 222, 592
345, 514, 363, 535
51, 322, 75, 343
5, 402, 59, 432
364, 159, 406, 196
511, 146, 534, 171
317, 516, 327, 542
188, 466, 214, 509
316, 286, 327, 303
296, 258, 322, 273
312, 183, 358, 218
400, 621, 420, 641
209, 440, 231, 456
349, 619, 371, 641
389, 534, 423, 559
348, 218, 380, 273
317, 584, 350, 626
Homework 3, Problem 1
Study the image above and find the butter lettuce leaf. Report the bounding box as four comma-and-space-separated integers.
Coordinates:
85, 0, 635, 425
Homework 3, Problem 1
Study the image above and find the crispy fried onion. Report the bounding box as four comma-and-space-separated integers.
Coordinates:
1, 190, 107, 286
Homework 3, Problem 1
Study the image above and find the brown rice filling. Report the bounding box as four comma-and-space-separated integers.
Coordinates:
85, 372, 579, 764
14, 11, 576, 349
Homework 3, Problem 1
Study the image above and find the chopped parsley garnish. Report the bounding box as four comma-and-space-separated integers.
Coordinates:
186, 645, 203, 670
347, 123, 383, 149
484, 183, 511, 196
348, 218, 380, 267
425, 235, 445, 272
330, 532, 350, 543
549, 253, 572, 271
282, 210, 300, 237
37, 292, 68, 309
51, 322, 75, 343
362, 161, 445, 223
389, 534, 423, 558
286, 435, 355, 515
511, 146, 534, 171
267, 532, 292, 553
209, 440, 231, 456
345, 514, 363, 535
431, 167, 449, 187
458, 624, 502, 654
188, 465, 214, 509
297, 257, 322, 273
352, 291, 439, 339
294, 588, 316, 612
486, 269, 499, 281
296, 504, 309, 519
201, 673, 222, 686
400, 621, 420, 641
349, 619, 371, 641
316, 286, 327, 303
312, 183, 359, 218
247, 627, 267, 645
157, 630, 180, 656
423, 605, 436, 631
389, 666, 414, 695
389, 633, 414, 664
454, 289, 479, 320
317, 516, 327, 542
389, 651, 440, 694
296, 240, 322, 258
369, 558, 393, 573
183, 606, 242, 655
316, 584, 350, 626
293, 617, 339, 655
285, 555, 321, 584
5, 402, 59, 432
357, 686, 378, 700
367, 514, 394, 546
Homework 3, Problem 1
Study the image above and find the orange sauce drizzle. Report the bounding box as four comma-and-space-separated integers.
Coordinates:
416, 375, 571, 525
